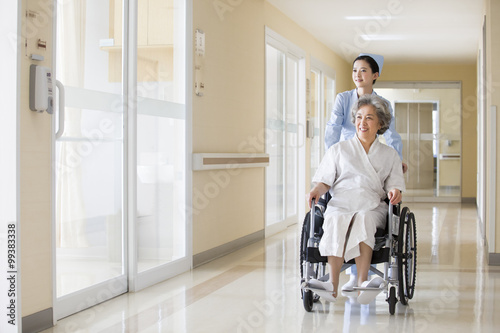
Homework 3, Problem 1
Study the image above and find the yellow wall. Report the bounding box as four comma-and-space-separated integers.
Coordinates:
20, 0, 54, 319
380, 64, 477, 198
191, 0, 351, 256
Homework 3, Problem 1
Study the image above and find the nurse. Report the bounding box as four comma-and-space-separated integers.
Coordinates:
304, 94, 405, 303
325, 53, 407, 291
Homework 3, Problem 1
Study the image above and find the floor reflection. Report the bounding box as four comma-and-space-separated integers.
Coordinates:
42, 202, 500, 333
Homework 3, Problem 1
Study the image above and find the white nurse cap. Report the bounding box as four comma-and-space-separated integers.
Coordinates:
358, 53, 384, 76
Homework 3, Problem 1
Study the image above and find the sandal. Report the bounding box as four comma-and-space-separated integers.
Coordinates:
302, 279, 337, 302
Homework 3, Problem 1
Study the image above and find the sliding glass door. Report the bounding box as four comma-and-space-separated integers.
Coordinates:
309, 60, 335, 182
54, 0, 126, 319
377, 83, 462, 201
53, 0, 189, 319
265, 33, 304, 235
133, 0, 189, 290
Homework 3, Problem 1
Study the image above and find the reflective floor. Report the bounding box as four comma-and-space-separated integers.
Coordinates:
42, 202, 500, 333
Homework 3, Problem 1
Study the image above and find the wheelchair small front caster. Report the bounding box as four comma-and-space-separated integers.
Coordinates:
388, 286, 397, 315
302, 289, 313, 312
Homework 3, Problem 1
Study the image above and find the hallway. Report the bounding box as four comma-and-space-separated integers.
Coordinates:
42, 202, 500, 332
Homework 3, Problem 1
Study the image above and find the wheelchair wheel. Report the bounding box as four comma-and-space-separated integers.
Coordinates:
302, 290, 314, 312
405, 212, 417, 300
299, 213, 309, 279
397, 207, 410, 305
388, 286, 397, 315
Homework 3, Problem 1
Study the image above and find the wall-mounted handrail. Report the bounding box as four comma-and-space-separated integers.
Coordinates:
192, 153, 270, 170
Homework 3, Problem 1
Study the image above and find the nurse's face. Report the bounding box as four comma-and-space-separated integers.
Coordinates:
355, 105, 381, 142
352, 60, 379, 88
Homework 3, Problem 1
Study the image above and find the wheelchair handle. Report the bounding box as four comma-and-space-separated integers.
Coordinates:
309, 199, 316, 239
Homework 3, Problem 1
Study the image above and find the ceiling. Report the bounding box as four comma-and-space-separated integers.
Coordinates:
266, 0, 483, 64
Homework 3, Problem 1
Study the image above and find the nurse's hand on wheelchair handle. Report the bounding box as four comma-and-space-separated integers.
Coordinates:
402, 163, 408, 174
387, 188, 402, 205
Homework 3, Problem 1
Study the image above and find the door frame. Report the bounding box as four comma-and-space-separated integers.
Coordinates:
51, 0, 193, 321
377, 81, 462, 203
393, 100, 439, 196
264, 27, 306, 237
127, 0, 193, 293
309, 56, 336, 171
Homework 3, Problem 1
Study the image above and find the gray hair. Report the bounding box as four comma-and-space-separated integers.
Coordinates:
351, 94, 392, 134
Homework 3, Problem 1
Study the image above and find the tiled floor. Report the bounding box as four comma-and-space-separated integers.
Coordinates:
42, 202, 500, 332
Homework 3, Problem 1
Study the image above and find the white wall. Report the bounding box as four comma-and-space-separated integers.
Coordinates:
0, 1, 19, 332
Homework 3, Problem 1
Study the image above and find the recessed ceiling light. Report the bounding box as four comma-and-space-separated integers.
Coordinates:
345, 16, 396, 20
361, 35, 405, 41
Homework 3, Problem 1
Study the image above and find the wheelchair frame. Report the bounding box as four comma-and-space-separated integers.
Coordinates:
300, 199, 417, 314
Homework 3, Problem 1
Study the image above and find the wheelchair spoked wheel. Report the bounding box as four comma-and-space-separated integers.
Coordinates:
405, 212, 417, 300
300, 214, 316, 312
299, 214, 309, 280
397, 207, 417, 306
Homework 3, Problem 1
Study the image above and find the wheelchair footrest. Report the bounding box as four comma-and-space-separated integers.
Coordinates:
353, 285, 386, 291
353, 277, 386, 292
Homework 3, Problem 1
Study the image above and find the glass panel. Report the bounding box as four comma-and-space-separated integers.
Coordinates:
265, 45, 285, 225
55, 0, 124, 297
286, 56, 298, 218
379, 87, 461, 199
136, 0, 186, 272
324, 75, 335, 152
310, 70, 320, 182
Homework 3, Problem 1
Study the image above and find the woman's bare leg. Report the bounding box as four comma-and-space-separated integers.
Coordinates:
354, 242, 373, 287
328, 256, 344, 297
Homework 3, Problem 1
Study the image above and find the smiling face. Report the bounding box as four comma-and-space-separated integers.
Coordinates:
355, 104, 382, 143
352, 59, 379, 89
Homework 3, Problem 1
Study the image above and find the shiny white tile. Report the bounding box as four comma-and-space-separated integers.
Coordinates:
42, 203, 500, 333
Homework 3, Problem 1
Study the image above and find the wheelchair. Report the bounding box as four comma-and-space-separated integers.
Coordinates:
300, 194, 417, 315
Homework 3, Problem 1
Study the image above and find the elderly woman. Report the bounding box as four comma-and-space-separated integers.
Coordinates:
305, 94, 405, 303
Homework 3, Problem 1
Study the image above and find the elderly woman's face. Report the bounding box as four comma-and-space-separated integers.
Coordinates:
355, 105, 381, 142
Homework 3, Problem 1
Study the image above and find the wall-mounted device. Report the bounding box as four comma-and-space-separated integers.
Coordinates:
194, 29, 205, 97
29, 64, 53, 113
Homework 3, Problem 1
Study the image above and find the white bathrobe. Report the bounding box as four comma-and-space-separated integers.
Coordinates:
312, 136, 406, 262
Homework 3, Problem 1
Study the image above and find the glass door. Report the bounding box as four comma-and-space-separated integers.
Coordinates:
54, 0, 126, 319
378, 83, 462, 201
265, 44, 299, 235
309, 62, 335, 183
395, 102, 435, 193
133, 0, 189, 290
310, 70, 320, 182
53, 0, 189, 318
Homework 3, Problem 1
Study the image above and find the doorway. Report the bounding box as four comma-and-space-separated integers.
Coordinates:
53, 0, 190, 320
377, 83, 462, 201
395, 102, 436, 195
264, 29, 306, 236
310, 58, 336, 184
